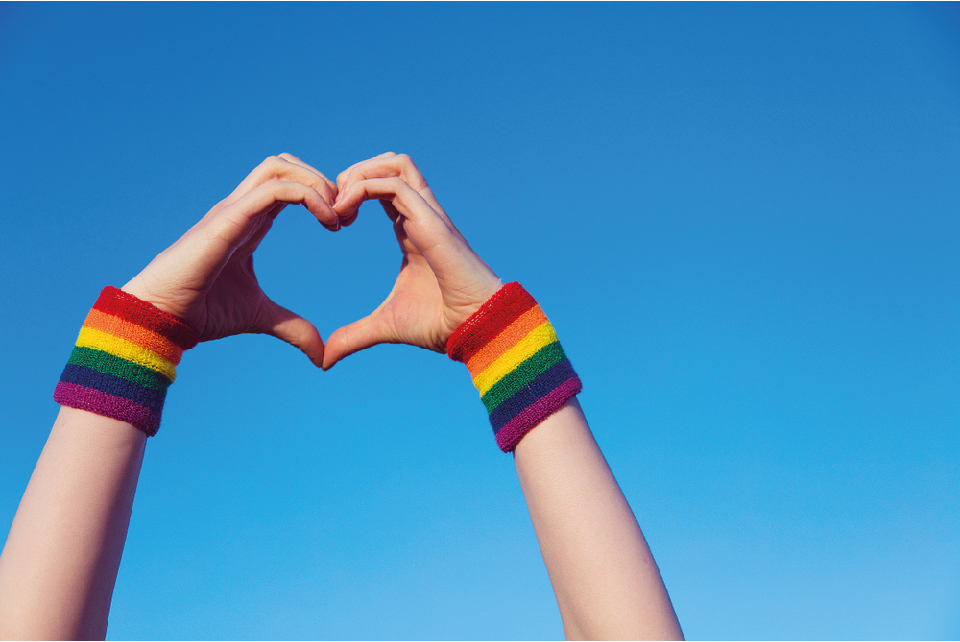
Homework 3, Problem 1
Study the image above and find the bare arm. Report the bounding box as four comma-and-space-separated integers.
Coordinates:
515, 399, 683, 640
326, 153, 683, 640
0, 154, 338, 639
0, 409, 145, 639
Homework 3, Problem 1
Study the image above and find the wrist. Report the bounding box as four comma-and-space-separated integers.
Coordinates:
53, 286, 200, 436
120, 276, 182, 320
446, 282, 582, 452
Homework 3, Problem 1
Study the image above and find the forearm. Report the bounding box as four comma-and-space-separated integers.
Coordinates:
0, 156, 334, 639
0, 407, 146, 640
514, 399, 683, 641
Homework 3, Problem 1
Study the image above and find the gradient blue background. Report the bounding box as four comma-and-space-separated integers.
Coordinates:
1, 3, 958, 639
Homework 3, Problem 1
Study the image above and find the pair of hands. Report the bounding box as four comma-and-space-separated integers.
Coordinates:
122, 153, 503, 369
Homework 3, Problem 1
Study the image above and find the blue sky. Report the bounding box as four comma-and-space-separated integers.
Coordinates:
1, 3, 958, 639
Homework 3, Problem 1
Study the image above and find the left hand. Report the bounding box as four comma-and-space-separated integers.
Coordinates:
121, 153, 339, 367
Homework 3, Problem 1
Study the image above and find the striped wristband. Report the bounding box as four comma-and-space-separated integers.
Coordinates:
446, 282, 582, 452
53, 286, 199, 436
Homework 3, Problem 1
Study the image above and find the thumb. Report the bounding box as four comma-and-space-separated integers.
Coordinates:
259, 298, 325, 368
321, 310, 394, 371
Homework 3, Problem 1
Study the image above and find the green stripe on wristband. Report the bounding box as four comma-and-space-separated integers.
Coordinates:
481, 341, 566, 414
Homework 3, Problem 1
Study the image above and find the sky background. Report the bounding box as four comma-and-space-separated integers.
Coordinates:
1, 3, 958, 640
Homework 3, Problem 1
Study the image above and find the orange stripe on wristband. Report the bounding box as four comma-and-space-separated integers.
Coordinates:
472, 321, 558, 396
465, 305, 549, 374
82, 308, 186, 364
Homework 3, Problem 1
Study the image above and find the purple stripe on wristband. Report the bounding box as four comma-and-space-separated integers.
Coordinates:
54, 381, 162, 436
60, 364, 166, 413
494, 375, 583, 452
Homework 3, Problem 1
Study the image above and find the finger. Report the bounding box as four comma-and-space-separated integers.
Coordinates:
413, 185, 448, 222
321, 311, 395, 371
232, 155, 338, 205
335, 152, 399, 190
225, 155, 338, 210
336, 153, 427, 200
243, 178, 339, 227
335, 154, 455, 232
333, 177, 447, 235
337, 207, 360, 228
379, 198, 402, 224
258, 298, 326, 368
276, 153, 338, 199
214, 179, 340, 249
333, 178, 478, 284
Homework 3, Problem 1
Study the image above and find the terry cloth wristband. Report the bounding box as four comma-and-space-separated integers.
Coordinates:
54, 286, 199, 437
446, 282, 582, 452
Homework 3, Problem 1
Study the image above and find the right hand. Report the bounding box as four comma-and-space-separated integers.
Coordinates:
322, 153, 503, 369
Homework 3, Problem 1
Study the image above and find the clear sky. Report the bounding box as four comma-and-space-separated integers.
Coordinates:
1, 3, 958, 640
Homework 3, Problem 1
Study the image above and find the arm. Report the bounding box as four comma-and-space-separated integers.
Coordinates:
515, 400, 683, 640
0, 410, 145, 639
0, 154, 339, 639
325, 153, 683, 640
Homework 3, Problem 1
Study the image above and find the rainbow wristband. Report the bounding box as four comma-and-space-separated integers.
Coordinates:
53, 286, 199, 436
446, 282, 582, 452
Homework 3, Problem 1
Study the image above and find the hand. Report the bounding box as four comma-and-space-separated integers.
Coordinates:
121, 154, 339, 367
322, 153, 503, 369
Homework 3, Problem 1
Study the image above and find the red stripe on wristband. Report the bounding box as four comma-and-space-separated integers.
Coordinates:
93, 286, 199, 352
446, 282, 537, 364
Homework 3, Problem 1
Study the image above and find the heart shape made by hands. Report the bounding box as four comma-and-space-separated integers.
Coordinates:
121, 153, 503, 372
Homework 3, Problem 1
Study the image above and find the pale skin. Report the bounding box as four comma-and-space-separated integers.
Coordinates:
0, 153, 682, 640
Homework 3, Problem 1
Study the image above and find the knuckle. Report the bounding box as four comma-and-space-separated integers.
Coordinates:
270, 155, 293, 170
396, 154, 426, 189
259, 155, 287, 176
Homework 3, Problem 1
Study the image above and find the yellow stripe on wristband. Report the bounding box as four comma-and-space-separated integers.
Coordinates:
83, 308, 185, 363
76, 326, 178, 381
472, 321, 558, 396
